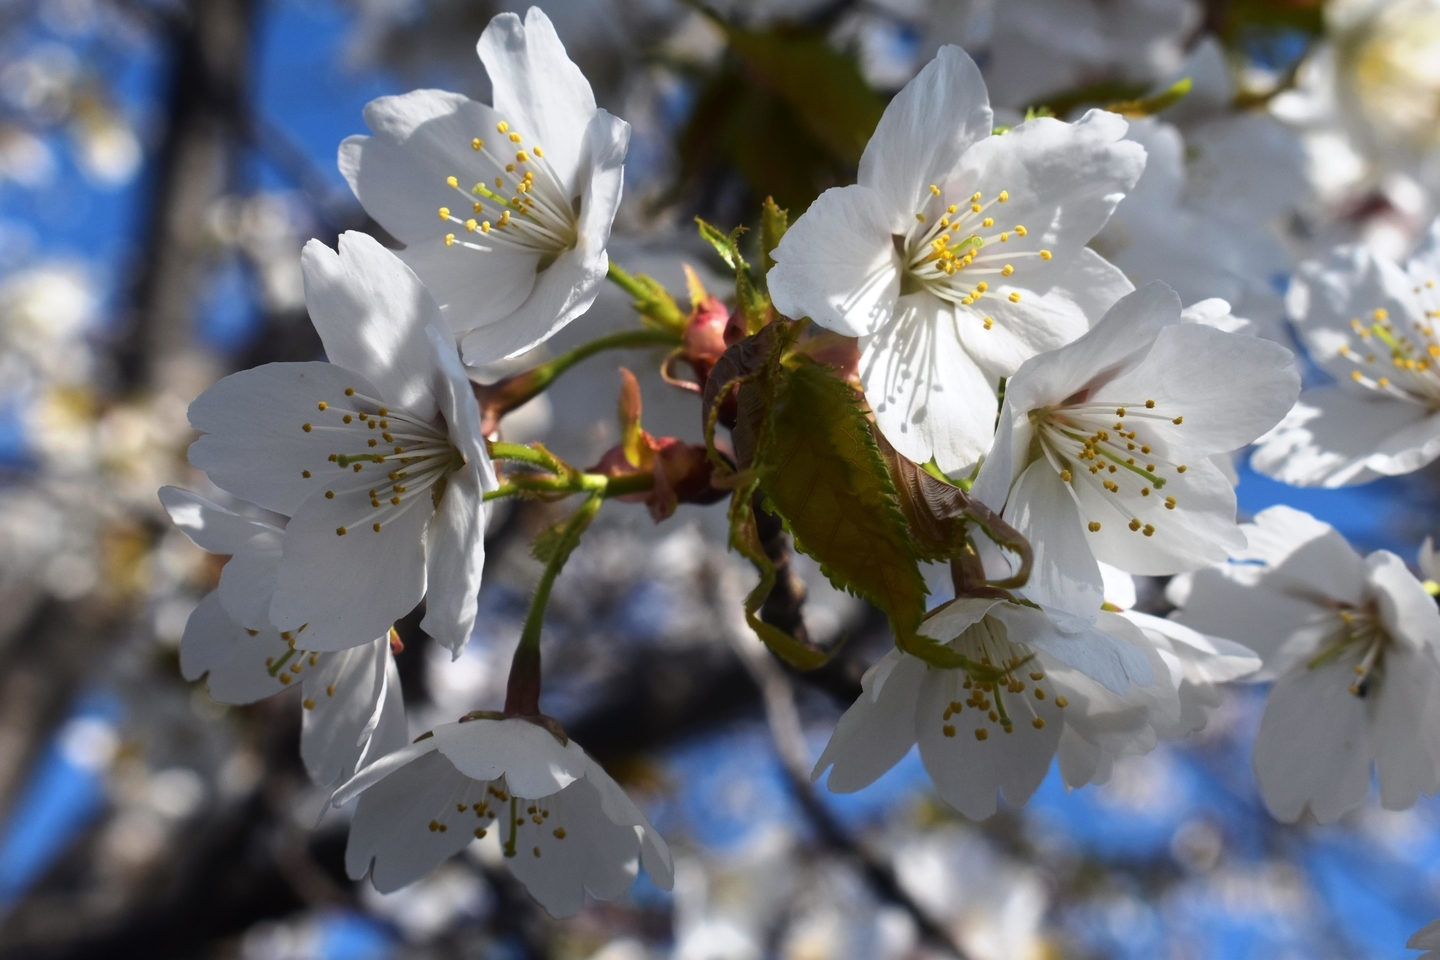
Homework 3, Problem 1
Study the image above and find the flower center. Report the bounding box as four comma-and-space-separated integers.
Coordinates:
422, 775, 571, 857
933, 616, 1068, 742
1030, 398, 1190, 538
1307, 602, 1390, 699
301, 387, 462, 536
1333, 291, 1440, 407
436, 120, 578, 266
900, 185, 1052, 331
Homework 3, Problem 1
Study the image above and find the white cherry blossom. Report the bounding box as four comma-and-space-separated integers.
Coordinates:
766, 44, 1144, 473
333, 716, 672, 918
1169, 505, 1440, 822
971, 282, 1299, 619
1253, 221, 1440, 486
1100, 563, 1262, 737
339, 7, 630, 365
813, 597, 1178, 819
160, 486, 406, 786
186, 231, 496, 656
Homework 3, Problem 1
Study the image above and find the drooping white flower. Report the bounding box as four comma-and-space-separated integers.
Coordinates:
1252, 221, 1440, 486
766, 44, 1145, 473
186, 231, 496, 655
160, 486, 406, 786
1099, 562, 1262, 737
813, 597, 1178, 819
970, 282, 1299, 619
1169, 505, 1440, 822
339, 7, 630, 365
333, 716, 673, 918
1411, 918, 1440, 959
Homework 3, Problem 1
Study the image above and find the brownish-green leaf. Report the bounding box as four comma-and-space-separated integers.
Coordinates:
755, 356, 927, 640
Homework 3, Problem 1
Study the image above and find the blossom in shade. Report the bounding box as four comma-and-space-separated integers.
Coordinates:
971, 282, 1299, 620
186, 231, 495, 656
1252, 220, 1440, 486
333, 716, 672, 918
766, 44, 1144, 473
339, 7, 630, 365
1169, 505, 1440, 822
160, 486, 406, 786
813, 596, 1178, 819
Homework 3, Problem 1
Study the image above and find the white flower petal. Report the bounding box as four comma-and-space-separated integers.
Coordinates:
269, 483, 431, 652
434, 718, 588, 799
302, 234, 446, 420
1368, 549, 1440, 651
957, 109, 1144, 263
399, 236, 539, 343
505, 776, 641, 918
345, 749, 479, 893
1251, 387, 1440, 487
1253, 664, 1373, 823
860, 292, 997, 473
1004, 460, 1103, 619
857, 44, 993, 231
421, 462, 487, 657
1094, 321, 1299, 459
992, 602, 1153, 694
1373, 643, 1440, 809
159, 486, 283, 630
338, 89, 507, 245
583, 759, 673, 891
301, 636, 392, 786
769, 184, 900, 337
813, 650, 924, 793
188, 362, 379, 516
181, 593, 294, 704
477, 7, 596, 196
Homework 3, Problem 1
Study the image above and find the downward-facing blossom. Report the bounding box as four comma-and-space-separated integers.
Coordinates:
339, 7, 630, 365
160, 486, 406, 786
333, 716, 672, 918
1252, 221, 1440, 486
767, 44, 1144, 473
971, 282, 1299, 619
813, 597, 1177, 819
1100, 563, 1262, 737
1169, 505, 1440, 822
186, 231, 496, 655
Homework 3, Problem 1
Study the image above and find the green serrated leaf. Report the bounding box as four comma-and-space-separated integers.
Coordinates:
754, 356, 927, 640
735, 264, 771, 334
760, 197, 788, 280
696, 217, 744, 272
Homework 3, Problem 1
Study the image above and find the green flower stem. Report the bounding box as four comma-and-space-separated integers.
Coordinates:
502, 493, 603, 716
606, 261, 686, 332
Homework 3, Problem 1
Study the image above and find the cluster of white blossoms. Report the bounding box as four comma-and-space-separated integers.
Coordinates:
160, 2, 1440, 926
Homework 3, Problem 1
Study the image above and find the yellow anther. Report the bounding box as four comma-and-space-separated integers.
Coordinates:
929, 184, 941, 195
1000, 232, 1009, 242
515, 150, 529, 163
1143, 524, 1155, 536
303, 698, 315, 710
472, 138, 483, 150
942, 724, 956, 737
302, 470, 311, 478
438, 206, 450, 219
534, 146, 544, 157
1001, 264, 1014, 276
508, 131, 522, 142
916, 213, 927, 223
1177, 465, 1188, 473
982, 217, 994, 227
1015, 225, 1027, 236
976, 281, 988, 292
1374, 308, 1389, 321
497, 121, 509, 133
1055, 696, 1069, 708
1172, 416, 1184, 424
481, 221, 491, 233
336, 526, 347, 536
1165, 496, 1177, 509
324, 490, 335, 500
971, 203, 982, 212
975, 728, 988, 741
1088, 521, 1101, 532
1059, 469, 1072, 482
302, 423, 312, 432
983, 317, 993, 330
1032, 718, 1045, 729
342, 414, 353, 423
446, 176, 458, 188
947, 204, 958, 214
1008, 292, 1021, 303
464, 219, 477, 232
1141, 487, 1151, 496
1039, 249, 1052, 260
445, 234, 456, 246
1129, 518, 1142, 531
